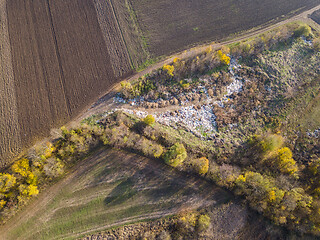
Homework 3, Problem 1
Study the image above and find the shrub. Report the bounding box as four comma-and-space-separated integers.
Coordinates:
153, 145, 164, 158
217, 50, 230, 66
255, 134, 284, 153
11, 158, 30, 178
0, 173, 16, 193
313, 38, 320, 51
18, 184, 39, 197
143, 115, 156, 126
164, 143, 187, 167
191, 157, 209, 175
235, 171, 273, 201
173, 57, 181, 63
261, 134, 284, 152
179, 80, 190, 89
163, 64, 175, 76
140, 139, 164, 158
294, 25, 312, 38
177, 212, 197, 231
205, 46, 212, 54
208, 163, 240, 188
157, 230, 171, 240
276, 147, 298, 175
0, 200, 6, 210
197, 214, 211, 232
43, 158, 64, 178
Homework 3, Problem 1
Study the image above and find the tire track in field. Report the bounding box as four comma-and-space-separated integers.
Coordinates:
0, 0, 21, 166
6, 0, 71, 152
108, 0, 134, 69
0, 149, 230, 240
93, 0, 133, 77
45, 0, 71, 117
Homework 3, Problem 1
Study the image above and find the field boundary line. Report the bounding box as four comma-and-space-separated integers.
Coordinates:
45, 0, 71, 117
76, 4, 320, 123
29, 4, 56, 121
107, 0, 134, 69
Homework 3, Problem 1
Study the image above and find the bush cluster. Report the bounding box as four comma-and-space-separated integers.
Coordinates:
119, 45, 231, 101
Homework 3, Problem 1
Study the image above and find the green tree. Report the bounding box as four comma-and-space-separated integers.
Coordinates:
164, 143, 187, 167
259, 134, 284, 153
294, 25, 312, 38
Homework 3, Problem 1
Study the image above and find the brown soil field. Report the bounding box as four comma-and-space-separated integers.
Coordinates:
1, 0, 129, 167
93, 0, 133, 77
7, 0, 71, 149
129, 0, 320, 56
109, 0, 152, 69
1, 0, 320, 167
46, 0, 115, 113
93, 0, 151, 70
0, 0, 21, 166
311, 9, 320, 24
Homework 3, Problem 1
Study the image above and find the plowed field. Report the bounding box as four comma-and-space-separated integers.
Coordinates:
129, 0, 320, 56
311, 9, 320, 24
1, 0, 127, 166
1, 0, 320, 167
93, 0, 133, 77
0, 0, 21, 166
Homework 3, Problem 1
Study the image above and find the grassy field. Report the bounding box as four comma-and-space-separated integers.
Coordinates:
128, 0, 320, 57
256, 39, 320, 134
1, 149, 230, 240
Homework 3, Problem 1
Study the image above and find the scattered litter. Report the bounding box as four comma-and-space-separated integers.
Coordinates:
110, 57, 245, 139
307, 128, 320, 138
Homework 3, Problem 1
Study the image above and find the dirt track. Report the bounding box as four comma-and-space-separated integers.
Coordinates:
0, 149, 231, 240
130, 0, 320, 56
80, 3, 320, 121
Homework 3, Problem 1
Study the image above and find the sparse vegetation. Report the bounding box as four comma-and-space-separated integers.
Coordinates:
1, 19, 320, 239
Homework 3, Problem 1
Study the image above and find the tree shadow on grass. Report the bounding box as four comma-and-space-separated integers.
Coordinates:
98, 150, 233, 211
104, 177, 138, 206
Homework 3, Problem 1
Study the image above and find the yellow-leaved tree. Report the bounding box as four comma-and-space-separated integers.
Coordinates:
143, 115, 155, 126
276, 147, 298, 175
0, 173, 16, 209
217, 50, 230, 66
163, 64, 175, 76
192, 157, 209, 175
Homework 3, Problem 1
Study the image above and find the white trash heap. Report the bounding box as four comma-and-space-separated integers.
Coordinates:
110, 57, 243, 139
307, 128, 320, 138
